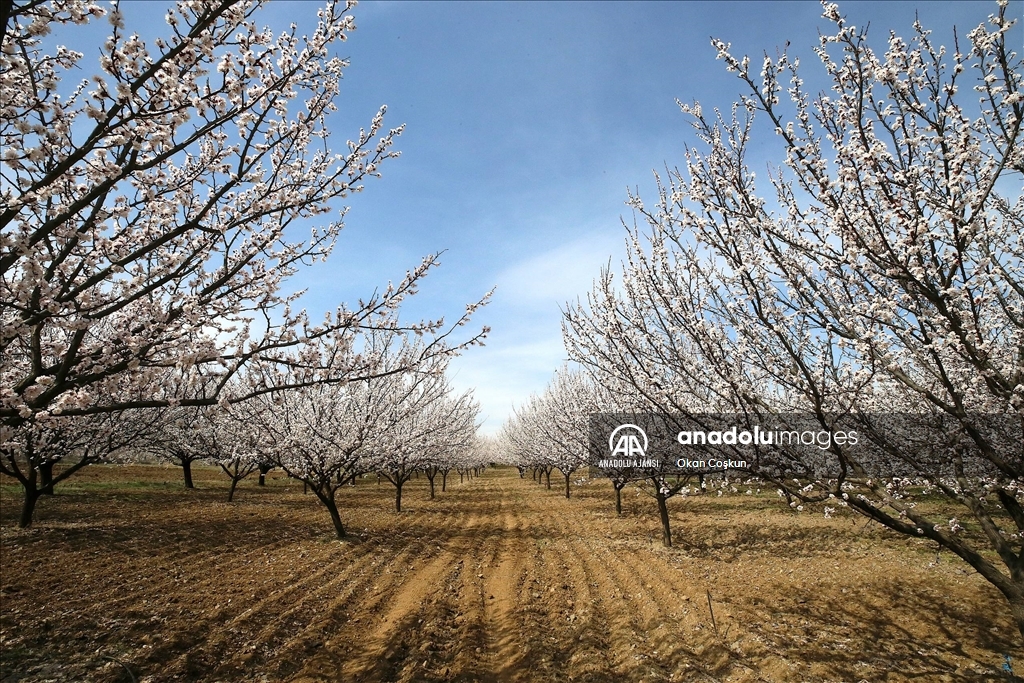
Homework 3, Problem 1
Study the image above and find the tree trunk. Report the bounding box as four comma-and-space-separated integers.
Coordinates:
322, 492, 346, 539
655, 485, 672, 548
1010, 593, 1024, 644
182, 459, 195, 489
227, 477, 238, 502
395, 481, 404, 512
442, 471, 448, 492
427, 472, 436, 499
258, 463, 272, 486
545, 470, 551, 489
564, 473, 571, 499
19, 486, 40, 529
615, 483, 623, 516
39, 461, 54, 496
18, 454, 91, 527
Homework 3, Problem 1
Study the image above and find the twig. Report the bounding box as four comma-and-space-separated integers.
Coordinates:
706, 589, 718, 636
101, 655, 137, 683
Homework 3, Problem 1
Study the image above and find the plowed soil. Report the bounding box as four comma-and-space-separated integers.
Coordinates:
0, 465, 1019, 682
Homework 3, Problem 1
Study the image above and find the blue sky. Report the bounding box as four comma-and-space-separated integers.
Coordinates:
83, 1, 1022, 432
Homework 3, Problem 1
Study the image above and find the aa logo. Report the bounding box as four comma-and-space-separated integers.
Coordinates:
608, 424, 648, 458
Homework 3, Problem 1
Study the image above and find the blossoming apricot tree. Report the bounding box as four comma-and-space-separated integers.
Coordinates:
0, 0, 489, 523
564, 3, 1024, 637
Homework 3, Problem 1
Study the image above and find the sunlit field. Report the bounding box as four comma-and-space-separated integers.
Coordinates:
1, 465, 1017, 682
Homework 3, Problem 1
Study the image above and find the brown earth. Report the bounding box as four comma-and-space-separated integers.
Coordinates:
0, 465, 1020, 682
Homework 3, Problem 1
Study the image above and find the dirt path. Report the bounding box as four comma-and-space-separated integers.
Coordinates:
1, 465, 1019, 682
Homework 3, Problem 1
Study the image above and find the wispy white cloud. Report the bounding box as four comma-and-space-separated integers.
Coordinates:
449, 335, 568, 435
448, 232, 627, 434
495, 231, 624, 310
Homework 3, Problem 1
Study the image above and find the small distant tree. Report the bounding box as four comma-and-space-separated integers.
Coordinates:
419, 391, 479, 500
204, 407, 260, 502
504, 367, 595, 499
0, 392, 164, 527
499, 402, 553, 488
238, 335, 419, 538
241, 380, 366, 538
218, 452, 259, 503
149, 404, 217, 489
256, 461, 276, 487
368, 366, 478, 512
